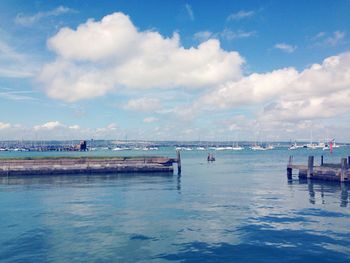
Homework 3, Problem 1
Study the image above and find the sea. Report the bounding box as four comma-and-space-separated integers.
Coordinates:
0, 146, 350, 262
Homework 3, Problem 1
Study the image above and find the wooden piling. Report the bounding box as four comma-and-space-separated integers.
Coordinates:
287, 167, 292, 180
307, 156, 314, 178
287, 155, 293, 180
341, 158, 348, 182
321, 155, 324, 166
176, 150, 181, 175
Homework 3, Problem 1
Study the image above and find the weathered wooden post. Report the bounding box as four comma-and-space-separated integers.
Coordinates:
348, 156, 350, 166
176, 150, 181, 175
307, 156, 314, 179
321, 155, 324, 166
287, 156, 293, 180
341, 158, 348, 182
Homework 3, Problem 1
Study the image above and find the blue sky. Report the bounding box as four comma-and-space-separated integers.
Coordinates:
0, 0, 350, 141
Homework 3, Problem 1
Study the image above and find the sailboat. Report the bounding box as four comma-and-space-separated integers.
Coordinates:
231, 142, 244, 150
250, 143, 266, 151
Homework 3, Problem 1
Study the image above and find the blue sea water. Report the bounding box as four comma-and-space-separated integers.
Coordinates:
0, 147, 350, 262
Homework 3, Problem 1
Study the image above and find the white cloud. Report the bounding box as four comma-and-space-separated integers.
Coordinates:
0, 39, 35, 78
39, 12, 244, 102
220, 29, 256, 40
34, 121, 65, 130
274, 43, 297, 53
194, 31, 214, 42
325, 31, 345, 46
0, 121, 125, 140
194, 29, 255, 42
311, 31, 346, 47
195, 52, 350, 124
0, 89, 37, 101
0, 122, 11, 130
69, 125, 80, 130
227, 10, 255, 21
123, 97, 161, 112
185, 4, 195, 21
143, 117, 158, 123
15, 6, 76, 26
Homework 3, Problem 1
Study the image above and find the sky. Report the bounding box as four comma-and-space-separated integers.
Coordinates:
0, 0, 350, 141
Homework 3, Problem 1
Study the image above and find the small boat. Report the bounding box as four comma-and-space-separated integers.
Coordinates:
289, 142, 303, 150
196, 147, 206, 150
250, 144, 266, 151
231, 143, 244, 150
265, 144, 274, 150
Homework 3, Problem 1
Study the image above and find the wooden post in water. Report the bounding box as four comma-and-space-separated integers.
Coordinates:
348, 156, 350, 166
287, 167, 292, 180
307, 156, 314, 179
321, 155, 324, 166
287, 156, 293, 180
341, 158, 348, 182
176, 150, 181, 175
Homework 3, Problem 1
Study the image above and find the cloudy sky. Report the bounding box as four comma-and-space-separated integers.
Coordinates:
0, 0, 350, 141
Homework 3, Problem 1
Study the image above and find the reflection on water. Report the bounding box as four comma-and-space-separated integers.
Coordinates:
1, 148, 350, 262
288, 178, 350, 207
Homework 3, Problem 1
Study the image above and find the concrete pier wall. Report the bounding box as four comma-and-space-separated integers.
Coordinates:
0, 157, 177, 176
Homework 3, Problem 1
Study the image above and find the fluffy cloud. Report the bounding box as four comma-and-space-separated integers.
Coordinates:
34, 121, 65, 130
39, 12, 244, 102
0, 122, 11, 130
0, 121, 122, 140
123, 97, 161, 112
196, 52, 350, 123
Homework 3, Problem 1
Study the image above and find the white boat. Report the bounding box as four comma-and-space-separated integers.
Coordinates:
231, 142, 244, 150
306, 143, 317, 149
112, 147, 124, 151
214, 147, 227, 151
196, 147, 206, 150
250, 144, 266, 151
289, 142, 303, 150
112, 147, 131, 151
149, 147, 158, 150
265, 144, 274, 150
231, 146, 244, 150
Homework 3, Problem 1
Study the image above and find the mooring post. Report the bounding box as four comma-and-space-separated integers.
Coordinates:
348, 156, 350, 166
287, 167, 292, 180
341, 158, 348, 182
176, 150, 181, 175
287, 156, 293, 180
321, 155, 324, 166
307, 156, 314, 178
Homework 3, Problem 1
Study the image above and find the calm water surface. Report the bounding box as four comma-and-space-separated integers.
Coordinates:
0, 147, 350, 262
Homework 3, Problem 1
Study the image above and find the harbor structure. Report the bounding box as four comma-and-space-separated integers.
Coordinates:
0, 152, 181, 176
287, 155, 350, 183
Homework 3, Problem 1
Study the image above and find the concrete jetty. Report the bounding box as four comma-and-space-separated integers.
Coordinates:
287, 155, 350, 183
0, 153, 181, 176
